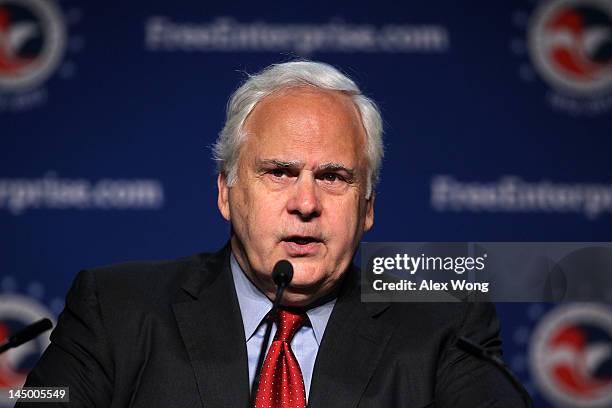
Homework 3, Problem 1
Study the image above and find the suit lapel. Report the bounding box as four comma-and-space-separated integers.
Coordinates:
172, 244, 250, 407
308, 268, 394, 408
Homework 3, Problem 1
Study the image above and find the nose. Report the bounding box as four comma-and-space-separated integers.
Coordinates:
286, 172, 322, 221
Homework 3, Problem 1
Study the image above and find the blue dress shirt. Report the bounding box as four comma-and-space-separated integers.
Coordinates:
230, 253, 335, 401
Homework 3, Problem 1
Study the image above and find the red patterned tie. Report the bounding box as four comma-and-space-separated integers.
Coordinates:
254, 309, 308, 408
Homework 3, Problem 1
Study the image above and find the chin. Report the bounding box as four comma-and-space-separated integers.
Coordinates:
289, 269, 324, 290
282, 278, 335, 307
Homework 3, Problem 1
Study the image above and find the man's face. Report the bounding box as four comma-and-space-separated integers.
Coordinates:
218, 86, 374, 306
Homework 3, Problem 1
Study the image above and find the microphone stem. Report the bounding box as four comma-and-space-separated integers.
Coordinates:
457, 336, 532, 408
249, 283, 286, 407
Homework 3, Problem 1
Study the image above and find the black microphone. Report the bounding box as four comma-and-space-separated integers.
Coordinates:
272, 259, 293, 289
0, 318, 53, 355
250, 260, 294, 407
457, 336, 533, 407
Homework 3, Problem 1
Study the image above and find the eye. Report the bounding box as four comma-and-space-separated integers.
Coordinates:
270, 169, 287, 178
321, 173, 343, 183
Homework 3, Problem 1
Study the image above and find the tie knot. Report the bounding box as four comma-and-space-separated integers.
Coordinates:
274, 308, 308, 342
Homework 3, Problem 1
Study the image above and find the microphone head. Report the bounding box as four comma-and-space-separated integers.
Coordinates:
272, 260, 294, 288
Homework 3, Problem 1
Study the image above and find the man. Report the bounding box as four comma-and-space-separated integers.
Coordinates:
19, 61, 524, 407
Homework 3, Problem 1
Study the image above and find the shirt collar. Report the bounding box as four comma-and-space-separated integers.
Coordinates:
230, 252, 335, 345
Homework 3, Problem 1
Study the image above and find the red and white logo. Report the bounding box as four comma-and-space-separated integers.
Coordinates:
0, 0, 66, 92
529, 304, 612, 407
528, 0, 612, 96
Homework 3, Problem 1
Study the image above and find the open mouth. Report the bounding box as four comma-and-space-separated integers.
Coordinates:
281, 236, 323, 255
283, 236, 322, 245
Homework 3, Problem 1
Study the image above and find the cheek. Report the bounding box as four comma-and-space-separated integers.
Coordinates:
325, 196, 361, 238
229, 187, 252, 234
233, 187, 283, 238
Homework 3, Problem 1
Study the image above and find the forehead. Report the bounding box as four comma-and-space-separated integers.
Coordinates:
241, 86, 367, 165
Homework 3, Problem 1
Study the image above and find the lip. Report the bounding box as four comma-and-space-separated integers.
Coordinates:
281, 239, 322, 256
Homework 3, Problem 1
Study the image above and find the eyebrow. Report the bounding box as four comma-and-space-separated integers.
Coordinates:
258, 159, 303, 168
258, 159, 356, 179
318, 162, 356, 180
319, 162, 354, 173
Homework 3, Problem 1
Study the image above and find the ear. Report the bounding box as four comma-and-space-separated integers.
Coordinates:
217, 173, 231, 221
364, 195, 375, 232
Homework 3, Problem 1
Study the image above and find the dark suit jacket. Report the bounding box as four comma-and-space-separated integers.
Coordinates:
19, 243, 524, 407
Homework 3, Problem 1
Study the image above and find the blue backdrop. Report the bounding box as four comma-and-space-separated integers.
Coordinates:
2, 0, 612, 406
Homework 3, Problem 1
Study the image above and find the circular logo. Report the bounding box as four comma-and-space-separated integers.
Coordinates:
529, 304, 612, 407
0, 0, 66, 92
0, 294, 54, 403
528, 0, 612, 96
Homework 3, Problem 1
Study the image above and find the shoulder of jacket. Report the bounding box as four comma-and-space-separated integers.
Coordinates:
75, 251, 217, 306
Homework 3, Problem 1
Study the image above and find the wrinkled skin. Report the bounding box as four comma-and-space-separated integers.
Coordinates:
217, 86, 374, 306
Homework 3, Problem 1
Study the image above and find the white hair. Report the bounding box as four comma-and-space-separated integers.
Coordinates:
213, 60, 384, 198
